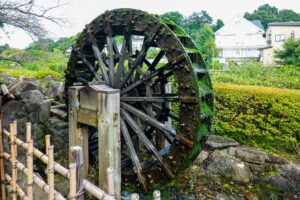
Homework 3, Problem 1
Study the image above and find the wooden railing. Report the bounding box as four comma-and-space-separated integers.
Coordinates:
0, 119, 116, 200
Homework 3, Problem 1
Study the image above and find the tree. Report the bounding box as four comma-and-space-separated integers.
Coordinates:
275, 38, 300, 66
213, 19, 224, 32
244, 4, 300, 29
192, 24, 219, 65
26, 39, 55, 51
0, 0, 65, 39
0, 44, 10, 53
183, 11, 213, 34
161, 11, 184, 26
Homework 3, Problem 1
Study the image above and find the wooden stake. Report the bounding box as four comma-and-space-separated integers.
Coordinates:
27, 139, 33, 200
153, 190, 161, 200
106, 167, 114, 197
130, 193, 139, 200
48, 145, 54, 200
10, 123, 17, 200
45, 135, 51, 156
0, 119, 6, 200
69, 163, 77, 200
70, 146, 84, 200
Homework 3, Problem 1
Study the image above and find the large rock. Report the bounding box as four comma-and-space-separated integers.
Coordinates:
207, 150, 251, 183
38, 100, 51, 123
228, 146, 267, 165
44, 80, 64, 100
1, 100, 26, 132
266, 163, 300, 196
20, 90, 44, 112
206, 135, 240, 149
19, 79, 42, 92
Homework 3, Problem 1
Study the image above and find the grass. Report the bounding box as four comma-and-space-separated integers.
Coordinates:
211, 61, 300, 90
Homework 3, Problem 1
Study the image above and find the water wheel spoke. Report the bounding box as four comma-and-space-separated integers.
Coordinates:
150, 50, 165, 70
120, 54, 186, 95
121, 109, 175, 179
91, 43, 109, 84
118, 24, 162, 89
115, 36, 128, 86
120, 96, 180, 102
152, 104, 179, 121
121, 102, 176, 141
75, 51, 102, 81
120, 118, 147, 191
105, 19, 115, 86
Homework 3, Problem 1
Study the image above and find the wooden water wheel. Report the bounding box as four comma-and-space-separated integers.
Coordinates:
64, 8, 213, 191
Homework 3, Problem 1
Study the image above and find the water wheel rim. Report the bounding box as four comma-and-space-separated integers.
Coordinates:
65, 8, 213, 191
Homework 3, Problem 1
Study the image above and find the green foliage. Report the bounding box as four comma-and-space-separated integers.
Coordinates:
213, 83, 300, 155
183, 11, 213, 35
0, 48, 67, 80
211, 61, 300, 89
26, 35, 78, 52
0, 44, 10, 53
192, 24, 219, 65
275, 38, 300, 66
244, 4, 300, 28
213, 19, 224, 32
161, 11, 184, 26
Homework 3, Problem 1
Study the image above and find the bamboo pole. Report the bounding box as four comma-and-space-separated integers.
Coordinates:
3, 128, 113, 200
69, 163, 77, 200
26, 123, 33, 200
48, 145, 54, 200
153, 190, 161, 200
10, 123, 17, 200
3, 152, 65, 200
5, 174, 28, 200
45, 135, 51, 156
0, 119, 6, 200
106, 167, 114, 197
27, 139, 33, 200
70, 146, 84, 200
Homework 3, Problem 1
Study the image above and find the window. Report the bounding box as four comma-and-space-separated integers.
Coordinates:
275, 34, 286, 42
291, 32, 295, 39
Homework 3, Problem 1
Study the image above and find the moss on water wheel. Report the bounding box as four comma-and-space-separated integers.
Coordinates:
64, 8, 213, 191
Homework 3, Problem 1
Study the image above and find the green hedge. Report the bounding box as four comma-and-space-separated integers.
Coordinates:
213, 83, 300, 155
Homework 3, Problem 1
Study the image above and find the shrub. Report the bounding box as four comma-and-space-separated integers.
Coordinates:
213, 83, 300, 155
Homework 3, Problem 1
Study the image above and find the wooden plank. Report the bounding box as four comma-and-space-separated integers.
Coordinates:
50, 108, 67, 121
77, 108, 97, 127
74, 128, 89, 179
97, 88, 121, 200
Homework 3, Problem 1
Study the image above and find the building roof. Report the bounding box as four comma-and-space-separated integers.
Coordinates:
249, 20, 264, 31
268, 21, 300, 27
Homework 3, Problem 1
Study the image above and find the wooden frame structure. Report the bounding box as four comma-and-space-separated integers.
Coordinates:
68, 84, 121, 200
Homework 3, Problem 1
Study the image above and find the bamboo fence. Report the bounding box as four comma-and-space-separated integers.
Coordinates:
0, 120, 161, 200
0, 120, 116, 200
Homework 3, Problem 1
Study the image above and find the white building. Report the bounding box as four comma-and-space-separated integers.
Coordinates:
215, 16, 266, 64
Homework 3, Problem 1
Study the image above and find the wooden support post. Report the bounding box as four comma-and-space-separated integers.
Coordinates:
70, 146, 84, 200
68, 86, 89, 178
0, 119, 6, 200
97, 86, 120, 200
153, 190, 161, 200
69, 163, 77, 200
47, 146, 54, 200
45, 135, 51, 156
10, 123, 17, 200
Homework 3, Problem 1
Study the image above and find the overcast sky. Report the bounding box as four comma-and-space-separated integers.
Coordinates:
1, 0, 300, 49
